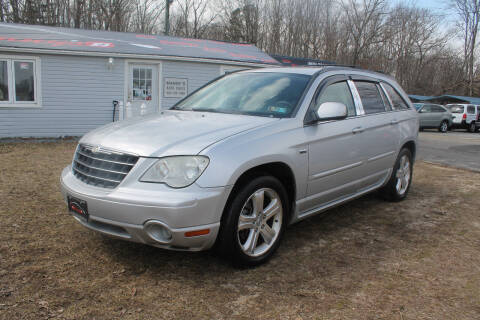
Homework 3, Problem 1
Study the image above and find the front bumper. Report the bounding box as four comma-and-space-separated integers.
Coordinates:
60, 165, 231, 251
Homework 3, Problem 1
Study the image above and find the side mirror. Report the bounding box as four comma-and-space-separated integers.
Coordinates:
316, 102, 348, 121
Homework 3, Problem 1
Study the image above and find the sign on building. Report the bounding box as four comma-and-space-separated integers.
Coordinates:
164, 78, 188, 98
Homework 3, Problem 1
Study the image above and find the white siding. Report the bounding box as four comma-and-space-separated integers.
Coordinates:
0, 53, 124, 138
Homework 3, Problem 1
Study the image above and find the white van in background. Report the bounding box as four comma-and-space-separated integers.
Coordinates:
446, 104, 480, 132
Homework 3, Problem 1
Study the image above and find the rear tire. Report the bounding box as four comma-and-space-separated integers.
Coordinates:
469, 121, 476, 133
216, 175, 289, 267
439, 120, 448, 133
380, 148, 413, 202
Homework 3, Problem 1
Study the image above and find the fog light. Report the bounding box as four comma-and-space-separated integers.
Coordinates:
144, 220, 172, 243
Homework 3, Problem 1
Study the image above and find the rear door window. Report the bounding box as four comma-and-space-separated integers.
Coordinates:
383, 83, 409, 110
354, 81, 386, 114
378, 84, 392, 110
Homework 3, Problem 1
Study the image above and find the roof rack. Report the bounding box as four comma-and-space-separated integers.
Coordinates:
274, 64, 392, 76
289, 64, 359, 69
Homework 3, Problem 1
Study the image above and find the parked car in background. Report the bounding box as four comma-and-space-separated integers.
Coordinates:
446, 104, 479, 132
61, 66, 419, 266
414, 103, 453, 132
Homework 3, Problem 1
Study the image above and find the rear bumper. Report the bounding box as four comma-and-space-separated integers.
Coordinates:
451, 119, 467, 128
60, 166, 231, 251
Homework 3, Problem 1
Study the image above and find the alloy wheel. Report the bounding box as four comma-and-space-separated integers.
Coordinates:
395, 155, 411, 196
237, 188, 283, 257
441, 121, 448, 132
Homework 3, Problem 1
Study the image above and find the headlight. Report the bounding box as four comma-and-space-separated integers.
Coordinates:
139, 156, 209, 188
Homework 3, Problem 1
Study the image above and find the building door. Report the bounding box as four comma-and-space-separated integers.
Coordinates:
125, 63, 158, 118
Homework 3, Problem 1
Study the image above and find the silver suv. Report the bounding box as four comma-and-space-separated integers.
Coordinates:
60, 67, 419, 266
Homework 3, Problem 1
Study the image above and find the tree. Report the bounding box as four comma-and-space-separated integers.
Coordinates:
171, 0, 216, 38
451, 0, 480, 96
342, 0, 387, 66
131, 0, 164, 34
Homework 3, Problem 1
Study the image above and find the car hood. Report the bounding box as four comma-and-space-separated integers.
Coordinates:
80, 110, 279, 157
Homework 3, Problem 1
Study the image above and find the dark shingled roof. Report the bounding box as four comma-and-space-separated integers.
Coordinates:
0, 23, 279, 65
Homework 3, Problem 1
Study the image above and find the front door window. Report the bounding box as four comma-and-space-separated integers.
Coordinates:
132, 67, 153, 101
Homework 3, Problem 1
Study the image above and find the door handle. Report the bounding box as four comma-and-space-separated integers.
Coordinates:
390, 119, 399, 125
352, 127, 364, 134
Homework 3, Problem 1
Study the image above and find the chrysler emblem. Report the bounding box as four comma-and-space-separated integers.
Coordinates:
92, 146, 101, 153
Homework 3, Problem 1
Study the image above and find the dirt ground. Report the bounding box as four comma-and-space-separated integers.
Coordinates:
1, 141, 480, 320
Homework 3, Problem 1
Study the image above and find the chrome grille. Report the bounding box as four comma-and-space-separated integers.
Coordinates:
72, 144, 139, 189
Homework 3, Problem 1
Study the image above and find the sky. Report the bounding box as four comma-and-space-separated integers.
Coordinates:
417, 0, 449, 11
402, 0, 461, 49
393, 0, 454, 19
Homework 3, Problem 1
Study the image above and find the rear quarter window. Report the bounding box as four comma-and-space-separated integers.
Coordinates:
383, 83, 409, 110
467, 106, 475, 114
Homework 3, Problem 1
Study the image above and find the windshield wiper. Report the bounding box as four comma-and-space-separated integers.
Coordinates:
170, 106, 191, 111
190, 108, 226, 114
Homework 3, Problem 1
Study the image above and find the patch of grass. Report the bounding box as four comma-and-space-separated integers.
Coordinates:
1, 142, 480, 319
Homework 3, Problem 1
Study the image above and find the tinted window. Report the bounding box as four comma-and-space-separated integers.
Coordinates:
467, 106, 475, 114
378, 84, 391, 110
431, 105, 445, 112
174, 72, 311, 117
383, 83, 409, 110
315, 81, 356, 116
354, 81, 385, 114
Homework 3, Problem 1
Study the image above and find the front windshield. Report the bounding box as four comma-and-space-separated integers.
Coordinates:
447, 105, 464, 113
413, 103, 423, 111
172, 72, 311, 117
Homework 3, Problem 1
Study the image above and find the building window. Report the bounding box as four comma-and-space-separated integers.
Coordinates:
0, 61, 8, 101
0, 56, 40, 107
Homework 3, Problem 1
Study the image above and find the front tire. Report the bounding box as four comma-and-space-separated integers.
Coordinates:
216, 176, 288, 267
380, 148, 413, 202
